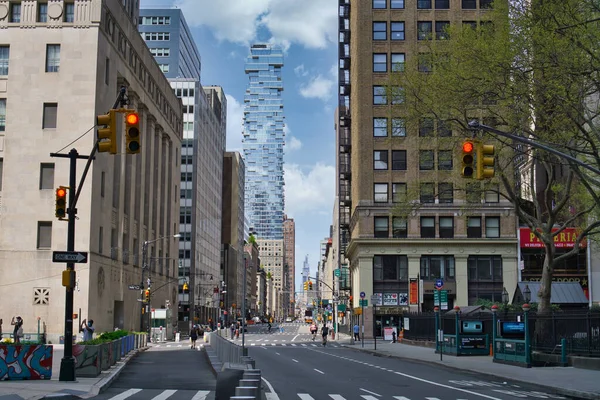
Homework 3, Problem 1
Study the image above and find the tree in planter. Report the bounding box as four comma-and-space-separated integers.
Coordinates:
388, 0, 600, 322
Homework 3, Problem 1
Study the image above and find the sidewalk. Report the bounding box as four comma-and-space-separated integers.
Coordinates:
333, 333, 600, 399
0, 344, 144, 400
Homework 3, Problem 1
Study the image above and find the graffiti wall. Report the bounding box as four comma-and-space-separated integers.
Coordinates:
0, 345, 53, 380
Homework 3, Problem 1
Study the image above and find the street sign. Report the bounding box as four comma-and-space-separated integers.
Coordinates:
337, 304, 347, 312
334, 269, 341, 277
52, 251, 88, 263
360, 291, 366, 299
128, 284, 141, 290
359, 299, 368, 307
370, 295, 379, 304
433, 290, 449, 310
434, 279, 444, 290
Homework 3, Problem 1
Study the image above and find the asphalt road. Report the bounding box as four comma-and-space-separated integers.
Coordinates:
249, 325, 578, 400
89, 344, 215, 400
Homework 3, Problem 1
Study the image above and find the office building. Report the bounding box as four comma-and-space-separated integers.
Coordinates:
243, 44, 285, 240
337, 0, 518, 337
0, 0, 182, 340
283, 214, 296, 316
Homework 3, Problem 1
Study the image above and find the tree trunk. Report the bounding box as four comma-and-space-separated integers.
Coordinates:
538, 244, 553, 315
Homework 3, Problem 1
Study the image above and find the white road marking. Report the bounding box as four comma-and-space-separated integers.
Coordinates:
251, 343, 256, 346
292, 359, 299, 363
190, 391, 210, 400
298, 394, 314, 400
329, 396, 345, 400
292, 334, 299, 341
275, 352, 280, 355
314, 368, 325, 374
393, 397, 411, 400
360, 388, 381, 397
262, 376, 280, 400
425, 398, 441, 400
107, 389, 142, 400
151, 389, 177, 400
361, 396, 380, 400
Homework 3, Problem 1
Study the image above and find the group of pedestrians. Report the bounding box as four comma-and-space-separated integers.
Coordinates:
309, 322, 330, 346
0, 316, 24, 344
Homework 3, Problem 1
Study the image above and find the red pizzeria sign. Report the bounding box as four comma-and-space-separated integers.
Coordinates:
519, 227, 586, 249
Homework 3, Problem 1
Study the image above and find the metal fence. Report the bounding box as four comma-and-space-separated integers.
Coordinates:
529, 311, 600, 357
207, 331, 244, 365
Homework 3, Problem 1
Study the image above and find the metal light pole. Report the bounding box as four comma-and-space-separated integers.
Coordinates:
242, 258, 247, 355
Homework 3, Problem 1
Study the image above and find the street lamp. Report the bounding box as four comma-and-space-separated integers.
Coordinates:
140, 233, 181, 337
523, 284, 531, 303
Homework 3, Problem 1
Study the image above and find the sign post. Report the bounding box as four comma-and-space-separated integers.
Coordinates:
360, 292, 365, 348
435, 279, 444, 361
371, 294, 379, 350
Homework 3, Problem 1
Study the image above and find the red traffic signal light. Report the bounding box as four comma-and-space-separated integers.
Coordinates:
462, 141, 474, 153
125, 112, 140, 154
126, 113, 139, 125
461, 141, 475, 178
55, 186, 68, 219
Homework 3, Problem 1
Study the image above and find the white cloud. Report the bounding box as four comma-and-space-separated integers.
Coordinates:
225, 94, 244, 152
294, 64, 309, 77
173, 0, 337, 49
287, 136, 302, 151
284, 163, 335, 215
299, 75, 335, 101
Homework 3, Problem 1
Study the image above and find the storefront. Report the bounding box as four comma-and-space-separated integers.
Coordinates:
519, 227, 589, 298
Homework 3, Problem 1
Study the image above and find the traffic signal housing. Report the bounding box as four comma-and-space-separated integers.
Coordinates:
476, 143, 495, 179
183, 282, 189, 293
303, 281, 308, 291
461, 141, 475, 178
145, 289, 150, 302
309, 281, 313, 290
97, 110, 117, 154
55, 186, 68, 220
125, 112, 140, 154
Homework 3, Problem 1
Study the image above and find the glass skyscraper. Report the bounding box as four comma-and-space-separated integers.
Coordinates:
243, 44, 285, 239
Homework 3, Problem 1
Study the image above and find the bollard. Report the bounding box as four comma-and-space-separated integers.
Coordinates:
239, 379, 260, 389
561, 338, 567, 367
236, 386, 259, 397
230, 397, 255, 400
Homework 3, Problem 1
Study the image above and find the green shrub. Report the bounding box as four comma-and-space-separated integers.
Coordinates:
98, 330, 130, 341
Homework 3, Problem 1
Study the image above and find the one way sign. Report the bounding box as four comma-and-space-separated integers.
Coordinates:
52, 251, 88, 264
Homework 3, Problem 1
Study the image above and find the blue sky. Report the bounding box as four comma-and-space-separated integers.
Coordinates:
141, 0, 338, 292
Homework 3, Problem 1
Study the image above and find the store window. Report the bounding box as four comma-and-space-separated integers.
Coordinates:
374, 255, 408, 281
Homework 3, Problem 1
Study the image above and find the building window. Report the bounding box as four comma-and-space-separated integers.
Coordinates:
468, 256, 502, 281
392, 118, 406, 137
373, 22, 387, 40
38, 3, 48, 22
421, 256, 455, 280
419, 118, 434, 137
140, 16, 171, 25
485, 186, 500, 203
0, 158, 3, 191
392, 217, 407, 238
373, 53, 387, 72
391, 53, 405, 72
63, 2, 74, 22
439, 216, 454, 238
418, 53, 433, 73
100, 171, 105, 197
374, 118, 387, 137
420, 183, 435, 204
417, 0, 431, 9
438, 120, 452, 137
466, 182, 482, 203
391, 0, 404, 8
39, 163, 54, 189
144, 32, 170, 41
392, 183, 407, 203
159, 64, 170, 73
438, 182, 453, 203
438, 150, 453, 170
0, 46, 8, 76
462, 0, 477, 9
419, 150, 434, 170
391, 86, 404, 104
417, 22, 432, 40
0, 98, 5, 131
99, 226, 103, 254
43, 103, 58, 129
374, 255, 408, 281
374, 150, 388, 170
480, 0, 493, 8
374, 217, 389, 238
467, 217, 482, 238
150, 48, 171, 57
373, 0, 386, 9
373, 86, 387, 105
374, 183, 388, 202
37, 221, 52, 249
10, 3, 21, 23
391, 22, 405, 40
435, 0, 450, 9
46, 45, 60, 73
463, 21, 478, 30
436, 21, 450, 40
391, 150, 407, 170
420, 216, 435, 238
485, 217, 500, 238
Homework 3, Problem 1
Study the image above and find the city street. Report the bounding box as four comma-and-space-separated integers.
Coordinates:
222, 322, 344, 348
88, 343, 215, 399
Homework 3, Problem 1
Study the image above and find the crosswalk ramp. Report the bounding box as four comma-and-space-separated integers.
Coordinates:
97, 388, 213, 400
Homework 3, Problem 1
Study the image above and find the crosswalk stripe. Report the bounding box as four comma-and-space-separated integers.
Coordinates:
329, 395, 345, 400
108, 389, 142, 400
191, 390, 210, 400
393, 397, 411, 400
425, 398, 441, 400
152, 389, 177, 400
298, 394, 315, 400
361, 396, 379, 400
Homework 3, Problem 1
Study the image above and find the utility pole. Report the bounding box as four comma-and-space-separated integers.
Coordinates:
242, 258, 247, 355
140, 241, 148, 334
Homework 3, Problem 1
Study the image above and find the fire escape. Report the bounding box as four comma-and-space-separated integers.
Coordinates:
338, 0, 351, 292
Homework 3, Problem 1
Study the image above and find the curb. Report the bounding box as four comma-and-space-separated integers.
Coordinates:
340, 345, 596, 400
87, 347, 148, 397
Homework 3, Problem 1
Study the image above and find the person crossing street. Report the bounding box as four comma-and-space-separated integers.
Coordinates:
321, 324, 329, 346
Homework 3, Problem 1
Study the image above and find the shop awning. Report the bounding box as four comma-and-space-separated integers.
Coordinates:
515, 282, 588, 304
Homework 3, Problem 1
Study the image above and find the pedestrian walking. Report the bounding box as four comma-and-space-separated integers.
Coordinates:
81, 319, 95, 342
11, 316, 23, 344
190, 325, 198, 349
321, 324, 329, 346
230, 322, 236, 339
392, 330, 397, 343
353, 323, 360, 341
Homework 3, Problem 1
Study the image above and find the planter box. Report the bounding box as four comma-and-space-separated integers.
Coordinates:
0, 344, 52, 380
73, 344, 102, 377
101, 342, 111, 371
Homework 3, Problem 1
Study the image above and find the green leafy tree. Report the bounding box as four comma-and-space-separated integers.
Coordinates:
389, 0, 600, 317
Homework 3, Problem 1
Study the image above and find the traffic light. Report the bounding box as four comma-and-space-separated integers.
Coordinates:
476, 143, 495, 179
309, 281, 313, 290
125, 112, 140, 154
97, 110, 117, 154
55, 186, 68, 220
303, 281, 308, 291
461, 141, 475, 178
145, 289, 150, 302
183, 282, 189, 293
